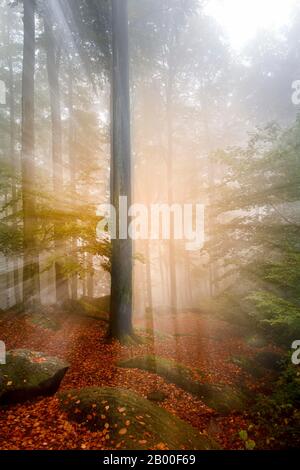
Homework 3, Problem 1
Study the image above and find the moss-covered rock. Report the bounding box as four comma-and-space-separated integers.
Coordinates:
147, 390, 168, 402
118, 355, 197, 388
118, 355, 248, 415
195, 382, 248, 415
231, 356, 266, 379
59, 386, 219, 450
27, 312, 61, 331
82, 295, 111, 313
62, 296, 109, 322
0, 349, 69, 404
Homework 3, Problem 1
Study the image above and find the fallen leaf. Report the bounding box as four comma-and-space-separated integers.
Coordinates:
119, 428, 127, 435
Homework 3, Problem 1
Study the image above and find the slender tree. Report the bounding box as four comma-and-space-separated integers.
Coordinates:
166, 48, 177, 312
67, 63, 78, 300
108, 0, 133, 340
21, 0, 40, 308
44, 9, 69, 304
5, 11, 21, 305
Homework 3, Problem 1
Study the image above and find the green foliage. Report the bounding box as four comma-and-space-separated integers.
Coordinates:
250, 361, 300, 449
211, 119, 300, 344
238, 430, 256, 450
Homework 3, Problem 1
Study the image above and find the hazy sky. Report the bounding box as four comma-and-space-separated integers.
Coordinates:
206, 0, 298, 50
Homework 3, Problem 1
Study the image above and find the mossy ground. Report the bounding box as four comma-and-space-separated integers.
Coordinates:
62, 297, 110, 322
0, 350, 69, 404
147, 390, 168, 402
231, 355, 266, 379
118, 355, 248, 414
59, 386, 219, 450
28, 312, 61, 331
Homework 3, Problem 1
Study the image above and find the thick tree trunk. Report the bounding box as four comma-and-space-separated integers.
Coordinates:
45, 18, 69, 304
109, 0, 133, 340
21, 0, 40, 309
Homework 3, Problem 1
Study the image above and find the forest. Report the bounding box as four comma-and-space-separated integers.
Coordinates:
0, 0, 299, 452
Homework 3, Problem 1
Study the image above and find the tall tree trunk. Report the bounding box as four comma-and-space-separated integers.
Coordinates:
68, 64, 78, 300
184, 253, 193, 307
109, 0, 133, 340
145, 240, 153, 312
203, 106, 216, 298
166, 58, 177, 312
44, 17, 69, 304
82, 272, 87, 297
87, 253, 94, 298
208, 153, 215, 298
159, 243, 169, 305
4, 195, 11, 309
7, 14, 21, 305
21, 0, 40, 309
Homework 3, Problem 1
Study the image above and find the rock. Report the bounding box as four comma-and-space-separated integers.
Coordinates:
60, 386, 220, 450
195, 383, 248, 415
118, 355, 197, 392
254, 351, 283, 371
118, 355, 248, 415
231, 355, 266, 379
62, 297, 109, 322
147, 390, 168, 402
0, 349, 69, 404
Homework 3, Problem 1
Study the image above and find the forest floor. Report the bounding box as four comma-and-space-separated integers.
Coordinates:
0, 308, 281, 450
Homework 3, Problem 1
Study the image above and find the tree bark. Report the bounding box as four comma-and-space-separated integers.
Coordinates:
109, 0, 133, 340
166, 53, 177, 312
44, 16, 69, 304
7, 14, 21, 305
145, 240, 153, 312
68, 64, 78, 300
21, 0, 40, 309
203, 106, 216, 298
87, 253, 94, 298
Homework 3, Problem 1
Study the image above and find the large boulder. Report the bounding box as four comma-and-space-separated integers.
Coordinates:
118, 355, 248, 415
0, 349, 69, 404
60, 386, 220, 450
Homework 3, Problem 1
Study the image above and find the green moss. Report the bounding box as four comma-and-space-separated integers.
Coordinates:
135, 328, 171, 341
28, 312, 61, 331
231, 356, 266, 379
59, 386, 219, 450
0, 350, 69, 404
115, 333, 143, 346
118, 355, 248, 415
147, 390, 168, 402
119, 355, 195, 385
62, 298, 109, 322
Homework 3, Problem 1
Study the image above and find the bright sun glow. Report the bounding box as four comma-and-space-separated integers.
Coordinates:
206, 0, 298, 50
